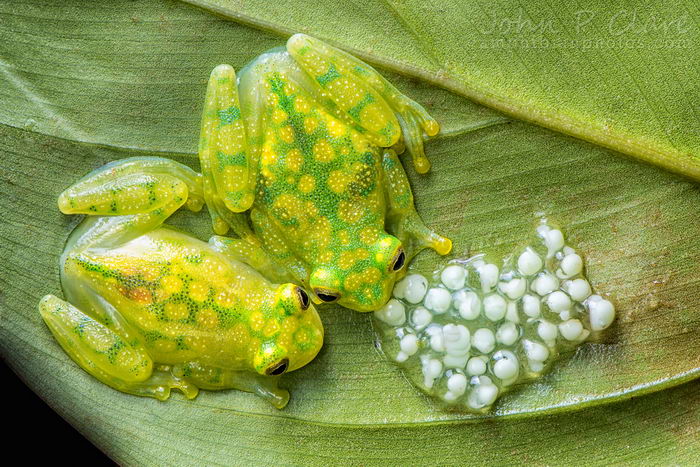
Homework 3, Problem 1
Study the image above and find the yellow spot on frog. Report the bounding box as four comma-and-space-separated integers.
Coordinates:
197, 308, 219, 329
294, 328, 311, 347
313, 139, 334, 162
263, 319, 280, 337
189, 281, 209, 302
286, 148, 303, 172
215, 289, 236, 308
273, 193, 304, 224
359, 226, 379, 245
344, 266, 380, 292
327, 170, 351, 194
326, 118, 346, 139
231, 323, 251, 347
250, 311, 265, 332
299, 174, 315, 193
261, 141, 277, 166
272, 108, 288, 125
359, 104, 388, 134
154, 339, 176, 354
294, 95, 311, 113
223, 165, 247, 187
304, 116, 319, 134
279, 125, 295, 144
165, 302, 189, 321
160, 275, 182, 295
318, 249, 334, 263
338, 230, 350, 246
304, 201, 319, 218
338, 200, 366, 224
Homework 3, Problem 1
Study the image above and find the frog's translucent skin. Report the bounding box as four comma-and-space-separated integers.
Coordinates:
42, 158, 323, 409
198, 34, 451, 312
373, 222, 616, 412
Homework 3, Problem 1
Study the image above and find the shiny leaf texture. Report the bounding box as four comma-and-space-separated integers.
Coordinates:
1, 0, 699, 463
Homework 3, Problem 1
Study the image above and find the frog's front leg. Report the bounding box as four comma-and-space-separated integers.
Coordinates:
173, 362, 290, 409
38, 295, 199, 400
287, 34, 439, 173
199, 64, 258, 235
58, 157, 204, 217
381, 149, 452, 262
57, 157, 204, 249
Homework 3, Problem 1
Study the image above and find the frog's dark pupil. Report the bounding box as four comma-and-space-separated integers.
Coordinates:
267, 358, 289, 376
392, 250, 406, 271
297, 287, 310, 310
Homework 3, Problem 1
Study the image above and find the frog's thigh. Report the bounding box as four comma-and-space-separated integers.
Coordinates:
58, 157, 204, 216
381, 149, 452, 259
173, 362, 290, 409
199, 64, 256, 235
38, 295, 198, 401
249, 209, 310, 285
287, 34, 439, 173
208, 235, 296, 284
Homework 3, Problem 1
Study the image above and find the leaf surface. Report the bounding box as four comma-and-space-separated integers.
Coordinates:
1, 0, 699, 463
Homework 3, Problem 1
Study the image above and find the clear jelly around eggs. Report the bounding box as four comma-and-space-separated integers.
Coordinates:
372, 222, 616, 412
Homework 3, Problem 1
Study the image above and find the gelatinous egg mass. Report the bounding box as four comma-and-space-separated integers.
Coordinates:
372, 223, 616, 413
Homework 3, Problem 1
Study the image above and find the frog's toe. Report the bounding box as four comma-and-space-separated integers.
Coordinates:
398, 106, 440, 174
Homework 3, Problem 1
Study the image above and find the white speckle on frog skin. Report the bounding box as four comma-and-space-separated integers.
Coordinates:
372, 221, 617, 413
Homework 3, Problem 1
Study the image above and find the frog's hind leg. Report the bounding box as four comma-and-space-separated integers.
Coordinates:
199, 64, 258, 235
287, 34, 439, 173
381, 149, 451, 262
38, 295, 198, 400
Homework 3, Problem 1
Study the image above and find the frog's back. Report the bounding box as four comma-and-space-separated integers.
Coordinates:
255, 71, 386, 256
62, 228, 271, 365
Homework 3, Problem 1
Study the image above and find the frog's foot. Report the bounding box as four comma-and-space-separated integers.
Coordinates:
287, 33, 439, 173
174, 362, 291, 409
199, 64, 258, 235
58, 157, 204, 216
39, 295, 198, 401
381, 150, 452, 260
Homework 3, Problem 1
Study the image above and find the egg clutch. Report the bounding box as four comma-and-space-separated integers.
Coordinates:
373, 222, 616, 412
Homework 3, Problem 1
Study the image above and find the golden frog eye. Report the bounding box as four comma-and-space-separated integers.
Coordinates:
390, 248, 406, 272
266, 358, 289, 376
296, 287, 310, 310
314, 288, 340, 303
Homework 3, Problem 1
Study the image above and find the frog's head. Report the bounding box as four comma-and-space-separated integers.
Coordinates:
309, 234, 406, 312
252, 284, 324, 376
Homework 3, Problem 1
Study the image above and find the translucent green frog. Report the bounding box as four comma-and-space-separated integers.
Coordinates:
41, 160, 323, 409
198, 34, 452, 312
39, 34, 448, 407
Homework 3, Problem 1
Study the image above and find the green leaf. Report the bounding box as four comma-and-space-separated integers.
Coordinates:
1, 0, 699, 463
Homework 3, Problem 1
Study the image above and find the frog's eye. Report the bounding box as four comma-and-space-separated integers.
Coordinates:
314, 289, 341, 303
296, 287, 310, 310
266, 358, 289, 376
390, 248, 406, 272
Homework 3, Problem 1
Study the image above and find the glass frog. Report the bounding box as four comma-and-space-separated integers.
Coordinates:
40, 158, 324, 409
198, 34, 452, 312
